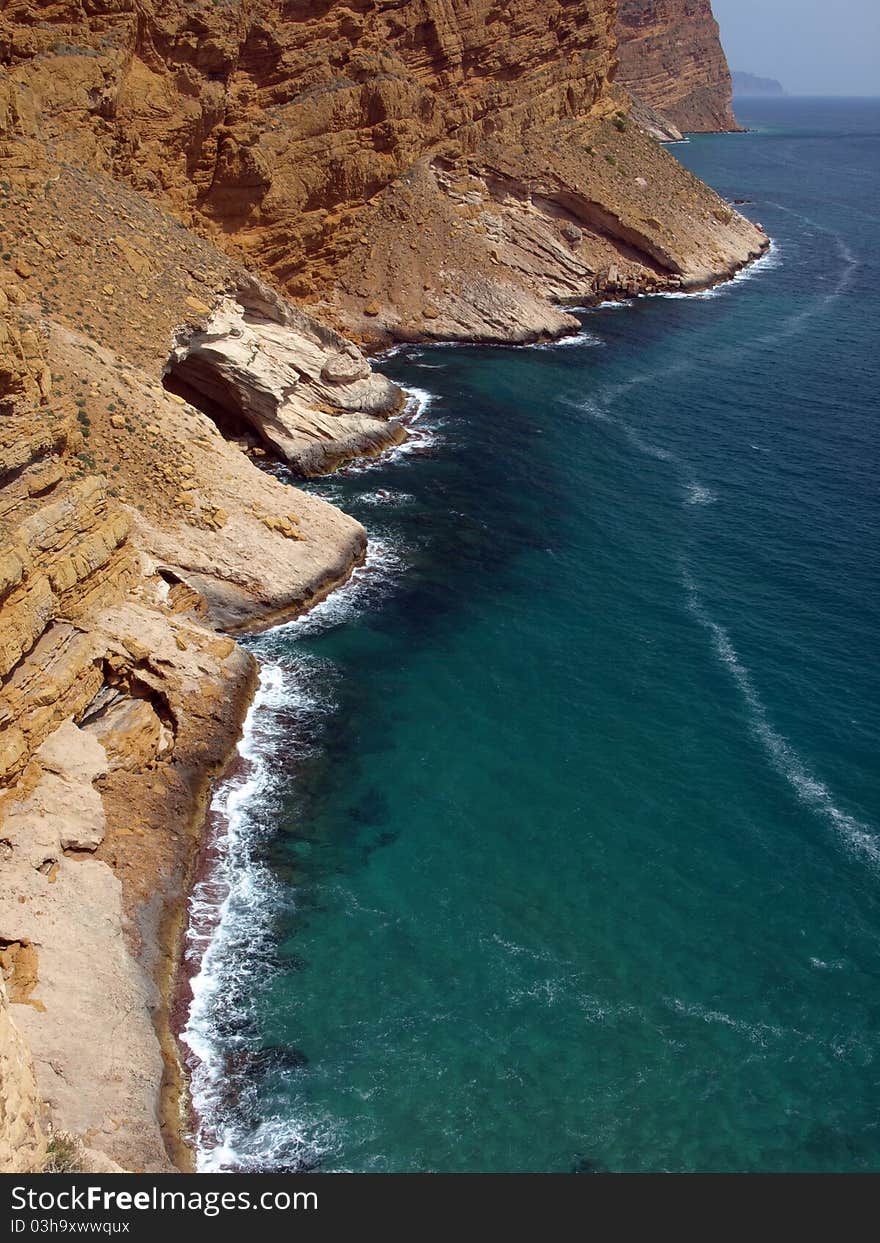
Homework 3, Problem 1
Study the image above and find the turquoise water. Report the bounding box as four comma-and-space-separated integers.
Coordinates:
183, 99, 880, 1173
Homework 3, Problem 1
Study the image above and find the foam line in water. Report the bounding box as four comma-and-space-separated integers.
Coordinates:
684, 482, 717, 506
577, 391, 718, 509
681, 566, 880, 867
753, 212, 858, 347
664, 997, 785, 1047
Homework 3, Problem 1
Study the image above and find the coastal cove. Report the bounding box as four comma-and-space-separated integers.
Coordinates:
181, 98, 879, 1174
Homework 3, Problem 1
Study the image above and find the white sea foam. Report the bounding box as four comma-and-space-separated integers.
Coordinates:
681, 567, 880, 867
512, 978, 567, 1006
368, 342, 413, 363
270, 537, 406, 640
579, 394, 681, 467
578, 398, 613, 424
684, 482, 717, 506
491, 934, 641, 1024
528, 329, 603, 350
574, 241, 783, 316
383, 386, 445, 462
332, 384, 444, 476
753, 219, 857, 347
358, 489, 415, 506
651, 284, 725, 302
578, 381, 726, 517
652, 241, 782, 303
577, 359, 692, 412
489, 933, 560, 965
624, 426, 676, 463
182, 662, 314, 1171
727, 238, 783, 283
664, 997, 785, 1046
401, 385, 436, 419
182, 529, 407, 1171
580, 392, 690, 469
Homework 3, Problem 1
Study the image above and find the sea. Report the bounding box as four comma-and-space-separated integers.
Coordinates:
180, 98, 880, 1173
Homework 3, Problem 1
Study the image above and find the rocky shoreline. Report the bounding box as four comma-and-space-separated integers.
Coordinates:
168, 230, 771, 1171
162, 550, 375, 1171
0, 215, 767, 1173
0, 0, 767, 1173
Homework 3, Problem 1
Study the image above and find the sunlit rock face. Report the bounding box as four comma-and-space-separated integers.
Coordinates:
616, 0, 741, 133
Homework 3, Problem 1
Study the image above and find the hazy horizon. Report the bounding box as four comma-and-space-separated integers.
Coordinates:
713, 0, 880, 97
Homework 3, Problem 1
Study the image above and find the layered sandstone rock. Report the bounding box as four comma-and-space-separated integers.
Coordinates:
166, 283, 404, 476
320, 114, 764, 346
0, 115, 377, 1169
0, 606, 255, 1172
0, 0, 768, 1174
616, 0, 740, 133
0, 329, 356, 1166
0, 0, 762, 345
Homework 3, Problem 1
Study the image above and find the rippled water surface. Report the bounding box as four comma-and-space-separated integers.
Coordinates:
183, 100, 880, 1172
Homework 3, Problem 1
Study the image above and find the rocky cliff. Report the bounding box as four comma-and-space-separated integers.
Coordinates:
0, 0, 761, 345
0, 70, 396, 1169
616, 0, 740, 133
0, 1, 766, 1173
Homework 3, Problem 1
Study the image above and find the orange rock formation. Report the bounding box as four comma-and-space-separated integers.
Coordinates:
1, 0, 759, 344
0, 1, 764, 1171
616, 0, 740, 133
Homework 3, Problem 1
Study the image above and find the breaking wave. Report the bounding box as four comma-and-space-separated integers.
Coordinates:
181, 538, 406, 1171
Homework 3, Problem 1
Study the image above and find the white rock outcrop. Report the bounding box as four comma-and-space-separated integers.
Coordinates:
167, 286, 406, 475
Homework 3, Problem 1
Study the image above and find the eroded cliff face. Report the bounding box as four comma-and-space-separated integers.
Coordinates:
0, 71, 395, 1169
0, 2, 766, 1173
0, 0, 762, 346
0, 251, 242, 1171
616, 0, 740, 133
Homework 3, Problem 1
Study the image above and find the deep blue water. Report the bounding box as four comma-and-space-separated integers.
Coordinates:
183, 99, 880, 1173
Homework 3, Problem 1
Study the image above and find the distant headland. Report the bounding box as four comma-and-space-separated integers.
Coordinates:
733, 71, 787, 97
